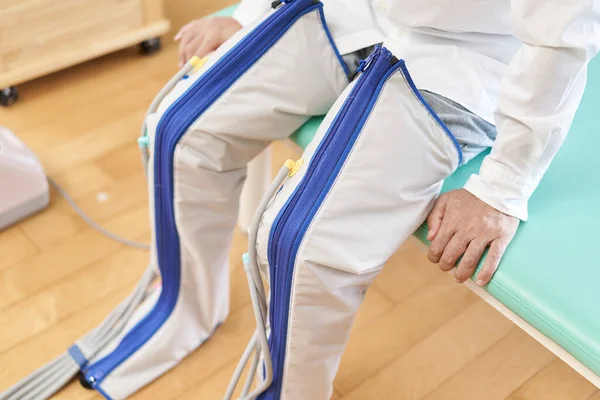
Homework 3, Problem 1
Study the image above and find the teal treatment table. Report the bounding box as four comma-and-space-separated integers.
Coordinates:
218, 5, 600, 388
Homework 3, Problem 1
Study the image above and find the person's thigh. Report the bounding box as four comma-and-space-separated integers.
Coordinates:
421, 90, 496, 165
254, 47, 462, 399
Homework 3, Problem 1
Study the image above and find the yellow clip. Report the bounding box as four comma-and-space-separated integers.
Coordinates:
284, 159, 304, 177
189, 56, 208, 71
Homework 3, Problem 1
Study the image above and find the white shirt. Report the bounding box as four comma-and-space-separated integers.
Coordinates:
233, 0, 600, 220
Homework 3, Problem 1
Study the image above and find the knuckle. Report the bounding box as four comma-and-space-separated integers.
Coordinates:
441, 254, 455, 265
439, 256, 454, 270
444, 220, 457, 232
488, 249, 502, 260
472, 237, 486, 247
455, 232, 470, 245
428, 247, 442, 259
459, 221, 472, 232
461, 257, 477, 270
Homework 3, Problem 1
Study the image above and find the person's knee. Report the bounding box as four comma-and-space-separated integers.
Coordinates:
172, 131, 226, 173
172, 124, 259, 174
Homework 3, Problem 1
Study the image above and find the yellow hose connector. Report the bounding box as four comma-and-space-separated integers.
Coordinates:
284, 159, 304, 177
189, 56, 208, 71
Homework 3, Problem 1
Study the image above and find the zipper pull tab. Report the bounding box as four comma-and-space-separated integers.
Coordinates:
348, 60, 366, 82
348, 45, 382, 81
363, 45, 382, 68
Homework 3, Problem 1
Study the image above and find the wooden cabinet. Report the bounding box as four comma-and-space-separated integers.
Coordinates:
0, 0, 170, 103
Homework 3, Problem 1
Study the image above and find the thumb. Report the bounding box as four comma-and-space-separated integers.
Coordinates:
427, 194, 448, 241
174, 22, 193, 41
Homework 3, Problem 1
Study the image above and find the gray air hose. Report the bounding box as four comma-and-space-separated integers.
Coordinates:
225, 159, 302, 400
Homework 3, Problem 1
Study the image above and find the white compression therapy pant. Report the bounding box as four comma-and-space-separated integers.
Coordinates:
71, 1, 462, 398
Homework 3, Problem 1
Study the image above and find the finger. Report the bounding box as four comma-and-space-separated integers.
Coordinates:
184, 38, 205, 65
174, 27, 187, 41
454, 238, 487, 283
438, 233, 469, 273
174, 22, 194, 40
427, 219, 455, 264
179, 42, 186, 67
193, 35, 219, 58
427, 195, 448, 241
476, 239, 509, 286
178, 34, 190, 65
179, 30, 200, 50
178, 40, 187, 67
180, 34, 203, 66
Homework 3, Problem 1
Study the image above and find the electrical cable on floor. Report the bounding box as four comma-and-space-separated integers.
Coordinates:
42, 60, 204, 251
47, 178, 150, 250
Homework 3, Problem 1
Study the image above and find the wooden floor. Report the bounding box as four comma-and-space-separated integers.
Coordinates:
0, 1, 598, 399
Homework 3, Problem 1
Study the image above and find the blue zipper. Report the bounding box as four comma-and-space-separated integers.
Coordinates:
82, 0, 324, 386
261, 47, 402, 400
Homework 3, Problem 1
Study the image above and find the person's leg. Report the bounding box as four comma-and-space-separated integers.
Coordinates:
238, 44, 379, 232
81, 1, 349, 398
420, 90, 496, 165
253, 47, 468, 399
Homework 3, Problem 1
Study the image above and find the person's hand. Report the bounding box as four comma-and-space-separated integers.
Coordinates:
426, 189, 519, 286
174, 17, 243, 67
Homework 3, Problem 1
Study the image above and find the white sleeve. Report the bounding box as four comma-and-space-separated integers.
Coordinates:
232, 0, 273, 26
464, 0, 600, 220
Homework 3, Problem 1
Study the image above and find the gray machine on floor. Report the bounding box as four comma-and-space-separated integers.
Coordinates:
0, 127, 49, 230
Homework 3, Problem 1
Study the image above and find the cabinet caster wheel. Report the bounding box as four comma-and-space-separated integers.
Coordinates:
140, 37, 161, 55
0, 86, 18, 107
